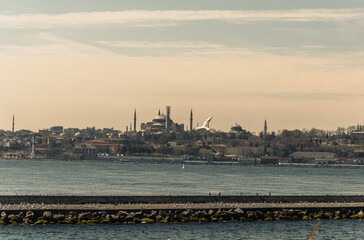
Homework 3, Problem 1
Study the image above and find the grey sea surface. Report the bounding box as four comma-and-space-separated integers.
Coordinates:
0, 220, 363, 240
0, 159, 363, 195
0, 159, 363, 239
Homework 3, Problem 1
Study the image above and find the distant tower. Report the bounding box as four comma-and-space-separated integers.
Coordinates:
190, 109, 193, 133
130, 123, 132, 132
158, 109, 161, 116
264, 119, 268, 136
133, 109, 137, 132
31, 135, 36, 159
12, 114, 14, 133
126, 126, 128, 132
166, 106, 171, 131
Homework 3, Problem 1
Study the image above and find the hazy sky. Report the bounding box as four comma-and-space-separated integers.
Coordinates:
1, 0, 364, 133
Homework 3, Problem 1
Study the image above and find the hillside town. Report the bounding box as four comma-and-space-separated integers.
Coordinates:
1, 107, 364, 167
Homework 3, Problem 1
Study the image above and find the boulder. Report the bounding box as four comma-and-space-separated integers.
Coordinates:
78, 212, 91, 221
53, 214, 65, 221
208, 209, 215, 215
133, 211, 143, 219
42, 211, 53, 220
234, 208, 244, 214
25, 211, 36, 221
18, 212, 24, 219
116, 211, 128, 218
181, 209, 192, 217
0, 212, 7, 220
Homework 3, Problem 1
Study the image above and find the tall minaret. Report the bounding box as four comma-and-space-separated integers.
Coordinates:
133, 109, 137, 132
190, 109, 193, 133
31, 135, 36, 159
12, 114, 15, 133
166, 106, 171, 131
264, 119, 268, 136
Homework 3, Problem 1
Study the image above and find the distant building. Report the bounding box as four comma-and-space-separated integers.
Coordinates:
350, 131, 364, 140
228, 123, 251, 139
74, 139, 124, 159
140, 106, 184, 134
260, 156, 279, 165
50, 126, 63, 135
79, 127, 95, 137
292, 151, 336, 164
64, 128, 80, 135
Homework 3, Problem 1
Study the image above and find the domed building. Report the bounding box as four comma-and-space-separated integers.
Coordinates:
230, 123, 243, 133
228, 123, 251, 139
152, 114, 166, 124
140, 106, 184, 134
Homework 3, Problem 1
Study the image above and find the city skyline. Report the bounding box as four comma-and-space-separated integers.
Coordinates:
4, 109, 363, 134
1, 0, 364, 132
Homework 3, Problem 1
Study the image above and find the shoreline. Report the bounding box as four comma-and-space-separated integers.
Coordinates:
2, 158, 364, 169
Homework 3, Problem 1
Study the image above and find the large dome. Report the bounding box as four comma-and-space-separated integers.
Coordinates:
231, 123, 243, 132
153, 114, 166, 123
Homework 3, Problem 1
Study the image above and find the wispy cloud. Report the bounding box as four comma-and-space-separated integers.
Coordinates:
1, 9, 364, 29
97, 40, 225, 49
96, 40, 262, 58
0, 34, 114, 57
205, 92, 364, 101
95, 40, 364, 61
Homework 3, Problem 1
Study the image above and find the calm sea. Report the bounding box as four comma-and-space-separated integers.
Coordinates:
0, 159, 363, 239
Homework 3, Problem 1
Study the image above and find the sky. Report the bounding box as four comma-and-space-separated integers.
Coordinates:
1, 0, 364, 133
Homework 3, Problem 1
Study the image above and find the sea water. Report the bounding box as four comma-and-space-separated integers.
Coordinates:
0, 159, 363, 195
0, 220, 363, 240
0, 159, 363, 239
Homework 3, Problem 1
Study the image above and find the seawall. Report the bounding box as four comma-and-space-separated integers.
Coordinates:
0, 195, 363, 204
0, 195, 364, 224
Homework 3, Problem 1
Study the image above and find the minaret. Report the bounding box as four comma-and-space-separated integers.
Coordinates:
12, 114, 14, 133
264, 119, 268, 136
31, 135, 36, 159
166, 106, 171, 131
133, 109, 137, 132
190, 109, 193, 133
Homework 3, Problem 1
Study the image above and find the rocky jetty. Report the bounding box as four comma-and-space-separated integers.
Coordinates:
0, 195, 363, 225
0, 208, 364, 225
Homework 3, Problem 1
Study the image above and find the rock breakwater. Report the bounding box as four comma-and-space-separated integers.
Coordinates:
0, 195, 363, 225
0, 208, 364, 225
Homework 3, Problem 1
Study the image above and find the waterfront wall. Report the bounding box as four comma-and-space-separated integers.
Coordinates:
0, 195, 363, 204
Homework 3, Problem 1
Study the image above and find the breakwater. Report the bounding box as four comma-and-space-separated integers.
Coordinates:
1, 195, 364, 204
0, 195, 364, 225
1, 207, 364, 225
